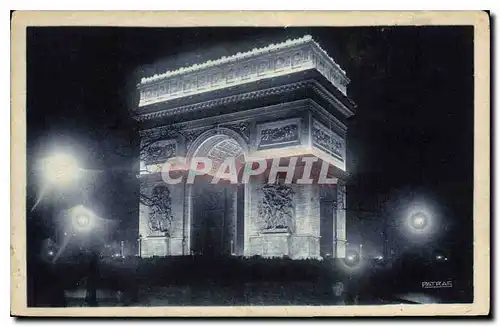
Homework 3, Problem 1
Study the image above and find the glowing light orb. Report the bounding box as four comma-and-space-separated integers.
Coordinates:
42, 153, 81, 186
410, 212, 428, 230
343, 251, 361, 267
69, 205, 96, 232
75, 213, 90, 228
434, 252, 449, 262
395, 195, 443, 247
335, 249, 366, 273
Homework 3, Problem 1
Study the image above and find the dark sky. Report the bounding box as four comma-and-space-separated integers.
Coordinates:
26, 26, 474, 264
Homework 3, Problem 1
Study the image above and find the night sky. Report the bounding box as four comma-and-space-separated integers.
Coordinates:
26, 26, 474, 272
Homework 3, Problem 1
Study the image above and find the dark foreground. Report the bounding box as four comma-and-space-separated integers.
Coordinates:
28, 255, 472, 307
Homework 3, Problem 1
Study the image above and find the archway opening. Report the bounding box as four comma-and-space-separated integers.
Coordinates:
190, 134, 246, 256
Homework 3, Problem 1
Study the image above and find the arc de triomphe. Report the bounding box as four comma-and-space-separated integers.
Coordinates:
133, 35, 356, 259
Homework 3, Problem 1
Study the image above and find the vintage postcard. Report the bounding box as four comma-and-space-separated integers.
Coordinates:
11, 11, 490, 317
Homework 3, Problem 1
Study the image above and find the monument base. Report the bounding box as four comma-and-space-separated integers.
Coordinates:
247, 229, 321, 259
289, 235, 321, 260
140, 235, 170, 257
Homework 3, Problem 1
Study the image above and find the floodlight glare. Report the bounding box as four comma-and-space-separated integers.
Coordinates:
42, 153, 81, 186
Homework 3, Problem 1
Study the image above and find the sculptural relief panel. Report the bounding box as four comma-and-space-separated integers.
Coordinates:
142, 140, 177, 165
312, 120, 345, 161
256, 118, 301, 149
258, 182, 295, 232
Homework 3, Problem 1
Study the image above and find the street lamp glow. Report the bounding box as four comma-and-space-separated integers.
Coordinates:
69, 205, 96, 233
410, 212, 428, 230
75, 212, 90, 228
335, 249, 366, 274
343, 251, 361, 267
42, 153, 81, 186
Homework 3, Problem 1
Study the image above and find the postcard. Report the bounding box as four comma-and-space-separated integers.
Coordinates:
11, 11, 490, 317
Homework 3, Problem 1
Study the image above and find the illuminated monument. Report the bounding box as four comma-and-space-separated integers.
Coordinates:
133, 35, 356, 259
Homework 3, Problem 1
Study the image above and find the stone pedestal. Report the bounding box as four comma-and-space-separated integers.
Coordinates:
249, 233, 322, 259
289, 235, 321, 259
291, 184, 321, 259
253, 228, 291, 258
140, 235, 170, 257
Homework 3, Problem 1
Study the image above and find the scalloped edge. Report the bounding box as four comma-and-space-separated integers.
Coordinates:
140, 35, 346, 84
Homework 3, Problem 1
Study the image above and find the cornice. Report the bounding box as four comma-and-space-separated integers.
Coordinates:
140, 35, 346, 84
137, 35, 351, 107
133, 80, 355, 122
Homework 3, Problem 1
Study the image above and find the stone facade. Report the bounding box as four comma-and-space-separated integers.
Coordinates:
133, 35, 355, 259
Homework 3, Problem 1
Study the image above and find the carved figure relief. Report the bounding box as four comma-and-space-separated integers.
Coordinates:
258, 183, 295, 231
260, 124, 298, 146
225, 122, 250, 142
312, 123, 344, 160
146, 185, 173, 235
183, 128, 210, 148
143, 142, 176, 165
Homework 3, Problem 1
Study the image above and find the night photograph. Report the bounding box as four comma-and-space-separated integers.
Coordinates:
17, 19, 482, 311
